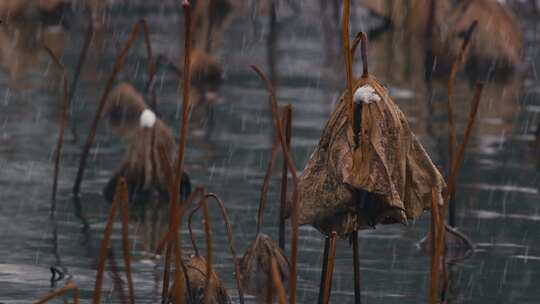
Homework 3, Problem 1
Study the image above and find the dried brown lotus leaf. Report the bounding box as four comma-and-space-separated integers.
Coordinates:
298, 76, 445, 236
102, 83, 183, 203
171, 255, 231, 304
240, 234, 290, 301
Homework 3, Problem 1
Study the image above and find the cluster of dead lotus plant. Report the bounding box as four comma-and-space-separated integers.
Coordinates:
34, 0, 488, 303
37, 0, 295, 303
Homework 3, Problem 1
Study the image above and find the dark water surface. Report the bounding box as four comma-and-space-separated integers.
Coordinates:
0, 1, 539, 303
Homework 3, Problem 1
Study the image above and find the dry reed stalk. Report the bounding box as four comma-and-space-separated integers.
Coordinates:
72, 19, 159, 197
321, 232, 337, 304
33, 282, 80, 304
43, 46, 69, 213
250, 65, 300, 304
278, 105, 292, 250
271, 258, 288, 304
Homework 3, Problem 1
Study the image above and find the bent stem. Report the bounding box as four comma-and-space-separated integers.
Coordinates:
250, 65, 300, 304
187, 192, 246, 303
206, 193, 245, 303
187, 195, 205, 257
33, 282, 80, 304
43, 46, 69, 214
351, 31, 369, 78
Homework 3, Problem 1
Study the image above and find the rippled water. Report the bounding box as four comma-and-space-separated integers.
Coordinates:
0, 1, 539, 303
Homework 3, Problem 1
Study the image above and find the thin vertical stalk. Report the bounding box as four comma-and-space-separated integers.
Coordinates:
271, 258, 288, 304
278, 105, 292, 250
69, 14, 94, 143
43, 46, 69, 213
446, 20, 478, 227
161, 245, 172, 301
341, 0, 355, 133
172, 0, 193, 202
429, 188, 441, 304
250, 65, 300, 304
444, 83, 484, 207
108, 251, 128, 304
257, 108, 288, 235
321, 232, 338, 304
171, 235, 185, 304
267, 0, 278, 88
138, 19, 158, 111
166, 4, 193, 299
257, 137, 280, 235
201, 195, 213, 304
351, 231, 361, 304
118, 180, 135, 304
318, 237, 330, 304
93, 178, 127, 304
437, 83, 484, 300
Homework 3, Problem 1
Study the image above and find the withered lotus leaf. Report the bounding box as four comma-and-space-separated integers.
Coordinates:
298, 76, 445, 236
102, 83, 190, 203
170, 255, 231, 304
240, 234, 290, 302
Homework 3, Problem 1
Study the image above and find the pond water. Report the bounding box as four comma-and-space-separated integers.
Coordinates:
0, 1, 539, 303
